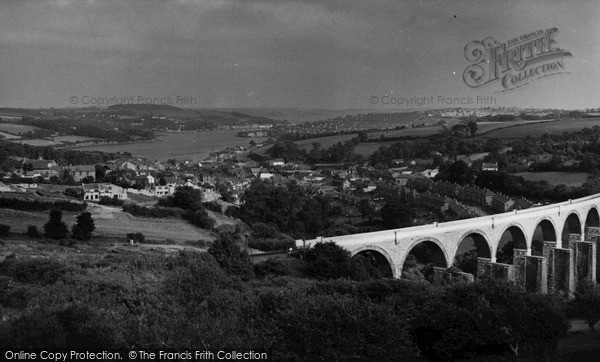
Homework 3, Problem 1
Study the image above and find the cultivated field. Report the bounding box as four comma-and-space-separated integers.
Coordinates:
514, 172, 590, 186
15, 139, 61, 146
51, 135, 98, 143
0, 131, 21, 139
483, 117, 600, 139
293, 134, 358, 152
0, 123, 41, 135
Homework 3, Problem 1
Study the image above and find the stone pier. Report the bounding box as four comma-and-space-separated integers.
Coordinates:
513, 249, 528, 291
476, 258, 514, 282
576, 241, 596, 283
552, 247, 575, 294
587, 226, 600, 282
525, 256, 548, 293
543, 241, 557, 293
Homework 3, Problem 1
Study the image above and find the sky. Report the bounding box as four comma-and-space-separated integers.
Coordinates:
0, 0, 598, 110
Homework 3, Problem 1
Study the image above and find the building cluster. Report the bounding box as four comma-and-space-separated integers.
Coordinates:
406, 178, 534, 213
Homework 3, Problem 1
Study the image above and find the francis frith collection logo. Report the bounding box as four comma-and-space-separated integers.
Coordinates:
463, 28, 572, 92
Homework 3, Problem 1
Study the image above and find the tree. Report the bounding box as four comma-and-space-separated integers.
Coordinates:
467, 121, 478, 137
357, 199, 374, 220
208, 230, 254, 280
71, 212, 95, 241
249, 140, 256, 147
304, 241, 359, 280
43, 209, 69, 239
573, 280, 600, 332
380, 200, 414, 229
27, 225, 42, 239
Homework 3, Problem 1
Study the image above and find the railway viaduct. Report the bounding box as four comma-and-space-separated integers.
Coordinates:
297, 193, 600, 293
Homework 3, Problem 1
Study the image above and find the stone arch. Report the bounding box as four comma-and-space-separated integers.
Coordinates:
562, 211, 583, 242
531, 217, 557, 256
584, 206, 600, 236
457, 229, 493, 260
402, 237, 450, 269
496, 223, 528, 264
454, 231, 492, 275
351, 245, 396, 278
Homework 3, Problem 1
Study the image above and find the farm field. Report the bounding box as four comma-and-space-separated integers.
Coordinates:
354, 141, 400, 156
14, 139, 61, 146
514, 171, 590, 187
51, 135, 98, 143
0, 131, 21, 139
483, 117, 600, 139
0, 123, 41, 135
367, 126, 444, 139
0, 204, 214, 243
293, 133, 357, 152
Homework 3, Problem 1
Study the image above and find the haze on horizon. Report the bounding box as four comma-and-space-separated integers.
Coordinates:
0, 0, 598, 110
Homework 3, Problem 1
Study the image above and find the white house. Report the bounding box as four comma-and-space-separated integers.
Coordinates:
82, 183, 127, 201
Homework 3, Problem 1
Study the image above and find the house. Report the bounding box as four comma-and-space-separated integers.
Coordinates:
120, 161, 137, 171
362, 183, 377, 193
259, 172, 274, 179
407, 177, 433, 192
491, 194, 515, 213
20, 159, 59, 178
419, 192, 452, 212
268, 158, 285, 167
514, 197, 534, 210
64, 165, 96, 182
133, 174, 155, 187
431, 181, 462, 198
82, 183, 127, 201
460, 186, 495, 206
421, 168, 439, 178
482, 162, 499, 172
448, 202, 471, 219
152, 184, 175, 196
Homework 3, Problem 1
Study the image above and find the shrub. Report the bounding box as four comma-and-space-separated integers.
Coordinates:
208, 231, 254, 280
250, 223, 280, 239
98, 196, 124, 207
185, 209, 215, 230
0, 258, 71, 284
27, 225, 41, 239
254, 258, 290, 278
71, 212, 95, 241
224, 206, 240, 218
126, 232, 146, 243
0, 224, 10, 237
0, 197, 85, 212
43, 209, 69, 239
202, 201, 222, 213
248, 237, 294, 252
122, 204, 180, 218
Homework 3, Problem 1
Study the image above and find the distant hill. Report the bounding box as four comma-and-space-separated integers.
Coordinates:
108, 104, 182, 111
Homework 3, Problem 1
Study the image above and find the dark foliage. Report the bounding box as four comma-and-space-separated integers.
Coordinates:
208, 231, 254, 280
71, 212, 95, 241
0, 224, 10, 236
98, 196, 125, 207
43, 209, 69, 239
0, 197, 85, 212
122, 204, 180, 218
27, 225, 41, 239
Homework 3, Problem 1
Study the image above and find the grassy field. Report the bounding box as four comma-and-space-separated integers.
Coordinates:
0, 131, 21, 139
515, 171, 590, 186
293, 133, 358, 152
15, 139, 61, 146
354, 141, 400, 156
0, 123, 41, 135
483, 117, 600, 138
51, 135, 98, 143
0, 205, 214, 243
